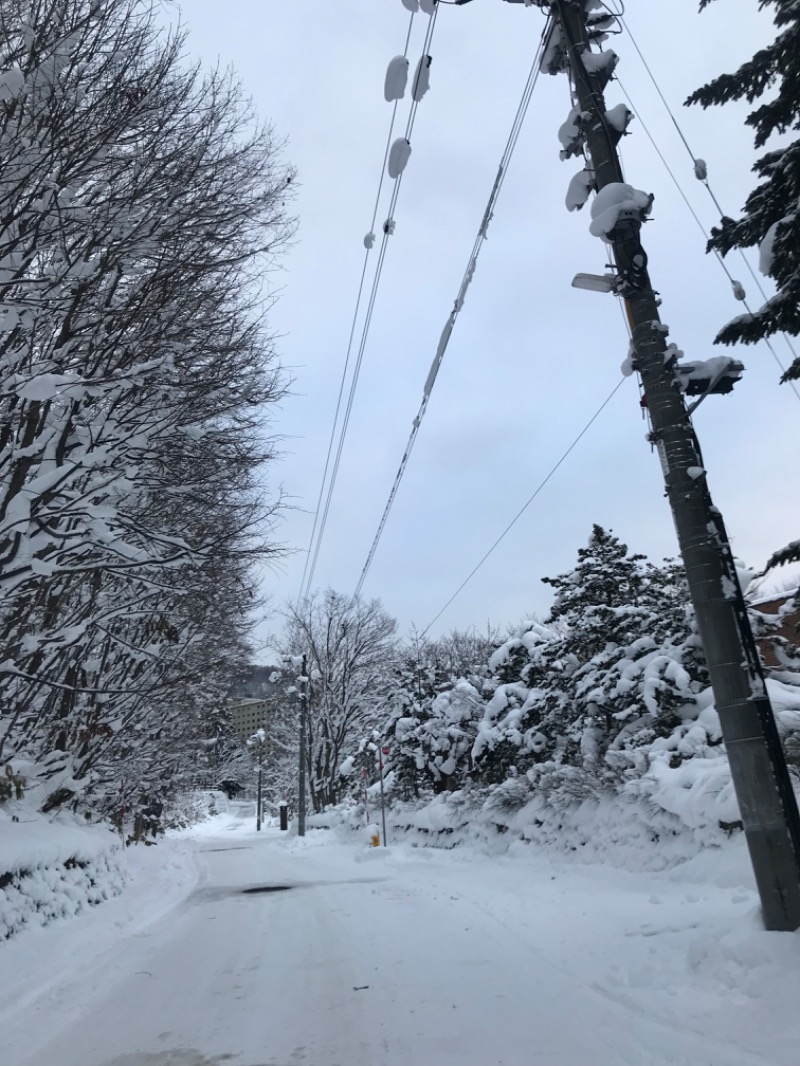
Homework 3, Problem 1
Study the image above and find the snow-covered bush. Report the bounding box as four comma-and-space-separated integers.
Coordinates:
0, 804, 123, 940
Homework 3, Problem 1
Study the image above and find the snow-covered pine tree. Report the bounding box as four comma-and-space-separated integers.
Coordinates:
378, 634, 444, 800
540, 529, 706, 777
361, 627, 496, 800
542, 525, 647, 654
686, 0, 800, 368
687, 0, 800, 571
471, 620, 558, 784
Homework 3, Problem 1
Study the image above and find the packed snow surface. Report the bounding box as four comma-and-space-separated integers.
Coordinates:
4, 809, 800, 1066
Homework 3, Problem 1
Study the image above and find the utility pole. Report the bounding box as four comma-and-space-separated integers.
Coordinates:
378, 746, 389, 847
247, 729, 266, 832
298, 653, 308, 838
256, 758, 263, 832
529, 0, 800, 930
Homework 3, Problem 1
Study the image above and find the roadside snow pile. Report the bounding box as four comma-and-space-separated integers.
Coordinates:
311, 787, 720, 871
314, 675, 800, 872
0, 804, 123, 941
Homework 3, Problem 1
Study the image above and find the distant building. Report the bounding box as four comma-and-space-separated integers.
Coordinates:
229, 698, 272, 744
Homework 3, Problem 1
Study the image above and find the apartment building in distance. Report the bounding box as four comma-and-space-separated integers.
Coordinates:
229, 698, 272, 744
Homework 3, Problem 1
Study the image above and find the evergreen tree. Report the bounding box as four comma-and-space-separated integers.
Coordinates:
471, 528, 657, 783
380, 635, 444, 800
539, 529, 705, 777
686, 0, 800, 369
471, 621, 557, 784
374, 628, 493, 798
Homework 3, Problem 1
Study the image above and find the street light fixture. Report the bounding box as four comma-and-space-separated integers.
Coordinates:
571, 272, 620, 294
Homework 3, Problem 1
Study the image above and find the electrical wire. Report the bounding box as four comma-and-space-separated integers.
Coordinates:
303, 7, 440, 601
420, 378, 628, 637
353, 21, 551, 599
298, 8, 439, 605
415, 2, 790, 636
616, 14, 800, 394
297, 11, 417, 606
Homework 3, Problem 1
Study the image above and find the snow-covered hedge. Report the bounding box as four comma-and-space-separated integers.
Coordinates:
310, 785, 729, 872
313, 676, 800, 871
0, 809, 124, 941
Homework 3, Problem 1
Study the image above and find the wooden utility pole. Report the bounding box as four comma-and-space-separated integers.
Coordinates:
530, 0, 800, 930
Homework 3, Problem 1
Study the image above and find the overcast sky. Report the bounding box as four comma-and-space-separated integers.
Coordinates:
173, 0, 797, 651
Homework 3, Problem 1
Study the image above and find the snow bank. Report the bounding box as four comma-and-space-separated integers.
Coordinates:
315, 678, 800, 872
0, 805, 123, 940
309, 784, 720, 873
0, 830, 198, 1055
315, 679, 800, 881
0, 808, 118, 874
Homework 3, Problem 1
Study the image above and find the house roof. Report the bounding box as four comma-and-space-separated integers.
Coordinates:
749, 591, 800, 669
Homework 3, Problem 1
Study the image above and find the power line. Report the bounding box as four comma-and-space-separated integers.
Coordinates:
298, 7, 439, 604
421, 377, 628, 637
297, 11, 417, 607
303, 7, 440, 602
354, 22, 551, 600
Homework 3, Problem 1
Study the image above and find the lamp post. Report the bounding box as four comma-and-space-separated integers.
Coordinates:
283, 654, 309, 837
247, 728, 266, 832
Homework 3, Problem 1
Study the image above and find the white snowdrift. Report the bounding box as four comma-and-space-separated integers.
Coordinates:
1, 808, 119, 875
314, 679, 800, 875
0, 808, 124, 941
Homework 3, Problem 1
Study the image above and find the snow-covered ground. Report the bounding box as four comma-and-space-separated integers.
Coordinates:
0, 804, 126, 940
5, 811, 800, 1066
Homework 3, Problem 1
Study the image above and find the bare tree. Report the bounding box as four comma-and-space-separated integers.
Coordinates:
279, 591, 398, 811
0, 0, 294, 816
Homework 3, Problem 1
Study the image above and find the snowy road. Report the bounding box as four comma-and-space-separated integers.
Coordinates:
7, 816, 800, 1066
